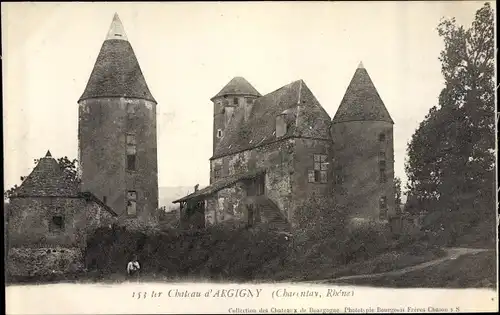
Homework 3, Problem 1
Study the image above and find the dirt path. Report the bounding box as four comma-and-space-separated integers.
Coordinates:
300, 247, 491, 284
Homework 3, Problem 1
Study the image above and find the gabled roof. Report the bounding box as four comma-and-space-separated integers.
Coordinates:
79, 13, 156, 103
173, 169, 265, 203
211, 79, 331, 159
14, 151, 79, 197
211, 77, 261, 101
332, 62, 393, 124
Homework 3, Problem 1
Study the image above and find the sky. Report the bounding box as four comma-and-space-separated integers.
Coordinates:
2, 1, 489, 193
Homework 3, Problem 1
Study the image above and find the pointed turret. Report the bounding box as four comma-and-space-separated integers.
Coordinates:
333, 63, 393, 124
210, 77, 261, 101
79, 13, 156, 103
106, 13, 128, 41
45, 150, 52, 158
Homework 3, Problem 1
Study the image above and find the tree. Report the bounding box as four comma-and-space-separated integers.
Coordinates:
4, 156, 81, 199
394, 177, 402, 212
405, 3, 495, 234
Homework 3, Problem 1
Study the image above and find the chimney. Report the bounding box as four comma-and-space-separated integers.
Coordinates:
194, 184, 199, 192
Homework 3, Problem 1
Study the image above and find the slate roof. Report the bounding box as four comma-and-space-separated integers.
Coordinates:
211, 77, 261, 101
332, 63, 393, 124
15, 151, 80, 197
12, 151, 118, 216
79, 14, 156, 103
173, 169, 266, 203
211, 79, 332, 159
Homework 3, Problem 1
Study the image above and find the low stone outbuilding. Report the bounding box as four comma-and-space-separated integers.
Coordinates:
6, 151, 118, 278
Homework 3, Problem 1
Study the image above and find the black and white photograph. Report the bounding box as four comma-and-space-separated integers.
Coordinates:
3, 1, 498, 314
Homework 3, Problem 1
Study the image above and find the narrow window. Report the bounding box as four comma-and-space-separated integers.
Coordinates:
127, 191, 137, 216
247, 205, 254, 227
379, 151, 385, 160
309, 154, 328, 183
217, 129, 223, 138
335, 166, 343, 184
214, 165, 222, 180
379, 133, 386, 142
103, 196, 107, 204
127, 134, 137, 171
379, 160, 387, 183
50, 215, 65, 232
379, 196, 388, 220
233, 97, 239, 105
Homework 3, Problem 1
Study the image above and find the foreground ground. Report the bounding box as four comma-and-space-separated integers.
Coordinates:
317, 248, 496, 288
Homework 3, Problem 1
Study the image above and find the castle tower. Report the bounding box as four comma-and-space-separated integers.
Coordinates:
210, 77, 261, 155
78, 13, 158, 227
331, 62, 395, 224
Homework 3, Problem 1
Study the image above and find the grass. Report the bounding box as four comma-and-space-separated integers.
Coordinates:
7, 247, 447, 286
275, 248, 446, 282
332, 251, 497, 288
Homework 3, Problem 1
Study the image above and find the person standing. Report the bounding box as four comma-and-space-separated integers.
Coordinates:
127, 255, 141, 281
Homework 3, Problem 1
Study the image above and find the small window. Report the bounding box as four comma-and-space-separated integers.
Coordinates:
127, 134, 137, 171
309, 154, 328, 183
335, 166, 343, 184
127, 104, 136, 114
127, 155, 136, 171
379, 169, 387, 183
103, 196, 107, 204
233, 97, 239, 105
379, 151, 385, 160
49, 215, 65, 232
379, 133, 386, 142
214, 166, 222, 180
379, 160, 386, 169
217, 129, 223, 138
127, 191, 137, 216
379, 196, 388, 220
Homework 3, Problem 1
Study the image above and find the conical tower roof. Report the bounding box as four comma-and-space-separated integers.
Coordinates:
333, 62, 393, 124
79, 13, 156, 103
211, 76, 261, 101
15, 151, 79, 197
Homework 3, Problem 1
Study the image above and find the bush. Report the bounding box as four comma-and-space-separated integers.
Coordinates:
84, 224, 292, 281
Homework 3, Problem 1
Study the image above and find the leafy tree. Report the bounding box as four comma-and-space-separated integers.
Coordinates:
405, 3, 495, 235
394, 177, 402, 212
4, 156, 81, 199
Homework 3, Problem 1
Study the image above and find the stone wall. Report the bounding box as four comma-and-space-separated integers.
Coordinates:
331, 120, 396, 221
291, 138, 334, 225
7, 246, 84, 277
8, 197, 88, 249
208, 139, 296, 226
79, 96, 158, 227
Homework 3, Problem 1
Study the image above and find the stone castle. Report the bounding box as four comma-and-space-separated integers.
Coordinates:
174, 61, 396, 230
6, 14, 397, 278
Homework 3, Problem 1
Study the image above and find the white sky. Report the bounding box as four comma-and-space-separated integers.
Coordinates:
2, 1, 488, 192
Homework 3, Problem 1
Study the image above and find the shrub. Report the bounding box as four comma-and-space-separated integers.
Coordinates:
84, 224, 291, 281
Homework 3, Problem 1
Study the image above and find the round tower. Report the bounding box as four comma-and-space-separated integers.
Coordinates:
210, 77, 261, 155
331, 62, 395, 225
78, 14, 158, 227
